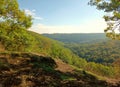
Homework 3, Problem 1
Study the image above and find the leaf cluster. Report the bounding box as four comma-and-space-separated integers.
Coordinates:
89, 0, 120, 39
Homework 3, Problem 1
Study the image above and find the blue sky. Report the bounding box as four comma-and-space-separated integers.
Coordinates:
18, 0, 107, 33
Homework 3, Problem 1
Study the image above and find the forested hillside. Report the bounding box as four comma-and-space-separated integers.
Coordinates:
0, 28, 118, 78
43, 33, 120, 78
43, 33, 108, 43
65, 40, 120, 65
7, 31, 117, 77
43, 33, 120, 65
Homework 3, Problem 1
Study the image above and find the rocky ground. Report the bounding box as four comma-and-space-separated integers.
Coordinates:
0, 52, 120, 87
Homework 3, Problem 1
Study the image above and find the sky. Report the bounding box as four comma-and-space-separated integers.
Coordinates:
18, 0, 107, 33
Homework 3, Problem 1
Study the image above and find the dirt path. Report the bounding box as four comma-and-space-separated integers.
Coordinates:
55, 59, 74, 73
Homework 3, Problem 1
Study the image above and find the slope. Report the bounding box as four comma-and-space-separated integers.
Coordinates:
0, 52, 119, 87
29, 32, 116, 78
42, 33, 120, 78
65, 40, 120, 65
0, 30, 119, 85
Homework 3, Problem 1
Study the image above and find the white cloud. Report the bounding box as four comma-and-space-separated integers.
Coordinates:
24, 9, 43, 20
34, 16, 43, 20
24, 9, 35, 16
29, 19, 107, 34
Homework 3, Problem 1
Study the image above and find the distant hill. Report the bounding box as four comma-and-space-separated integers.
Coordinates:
42, 33, 108, 43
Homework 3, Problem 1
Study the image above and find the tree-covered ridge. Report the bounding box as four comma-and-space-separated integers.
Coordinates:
26, 32, 117, 77
43, 33, 120, 65
42, 33, 120, 77
43, 33, 108, 43
65, 40, 120, 65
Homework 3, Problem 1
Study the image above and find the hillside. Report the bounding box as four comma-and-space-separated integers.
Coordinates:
21, 32, 118, 78
0, 52, 120, 87
0, 31, 120, 86
65, 40, 120, 65
42, 33, 120, 65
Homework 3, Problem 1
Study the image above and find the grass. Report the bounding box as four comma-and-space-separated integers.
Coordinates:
71, 65, 106, 81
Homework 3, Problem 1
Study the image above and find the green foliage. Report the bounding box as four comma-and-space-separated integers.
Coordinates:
85, 62, 115, 77
43, 33, 120, 65
0, 0, 32, 29
0, 28, 35, 51
89, 0, 120, 39
65, 40, 120, 65
30, 32, 87, 68
0, 0, 33, 51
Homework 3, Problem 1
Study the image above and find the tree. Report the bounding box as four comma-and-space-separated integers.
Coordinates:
0, 0, 32, 29
0, 0, 33, 51
89, 0, 120, 39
